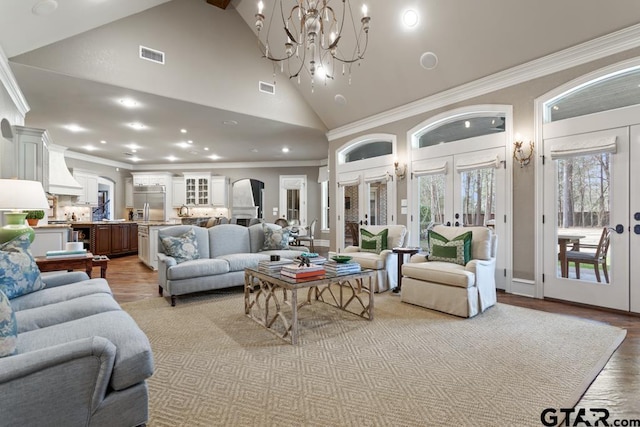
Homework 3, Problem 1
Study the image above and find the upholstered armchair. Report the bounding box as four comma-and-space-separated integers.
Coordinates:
330, 224, 408, 292
401, 225, 497, 318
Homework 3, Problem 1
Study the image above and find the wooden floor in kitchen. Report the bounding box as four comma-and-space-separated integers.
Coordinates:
103, 254, 640, 418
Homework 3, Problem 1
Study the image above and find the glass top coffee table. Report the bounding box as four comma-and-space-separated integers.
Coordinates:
244, 268, 375, 345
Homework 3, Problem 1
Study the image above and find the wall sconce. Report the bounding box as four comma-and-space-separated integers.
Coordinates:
394, 160, 407, 180
513, 139, 534, 167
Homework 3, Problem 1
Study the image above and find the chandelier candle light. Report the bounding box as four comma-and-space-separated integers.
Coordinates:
255, 0, 371, 91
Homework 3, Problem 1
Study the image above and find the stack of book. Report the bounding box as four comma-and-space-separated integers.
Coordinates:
324, 260, 361, 275
258, 259, 292, 274
280, 263, 325, 279
45, 249, 88, 259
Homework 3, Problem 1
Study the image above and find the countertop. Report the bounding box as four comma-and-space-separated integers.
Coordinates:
46, 220, 180, 227
33, 224, 72, 229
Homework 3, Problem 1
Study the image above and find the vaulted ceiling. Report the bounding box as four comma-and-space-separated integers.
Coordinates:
1, 0, 640, 166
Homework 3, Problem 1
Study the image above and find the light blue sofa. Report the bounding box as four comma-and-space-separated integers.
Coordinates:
157, 224, 307, 306
0, 271, 154, 426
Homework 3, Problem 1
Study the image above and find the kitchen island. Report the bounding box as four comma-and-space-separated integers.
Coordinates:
136, 221, 179, 270
70, 221, 140, 257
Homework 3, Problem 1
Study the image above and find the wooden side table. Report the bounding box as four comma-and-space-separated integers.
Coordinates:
35, 253, 94, 277
392, 247, 420, 294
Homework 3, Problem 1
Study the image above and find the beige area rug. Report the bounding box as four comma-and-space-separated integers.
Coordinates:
122, 290, 626, 427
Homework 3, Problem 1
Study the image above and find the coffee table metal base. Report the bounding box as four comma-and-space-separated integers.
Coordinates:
244, 269, 374, 345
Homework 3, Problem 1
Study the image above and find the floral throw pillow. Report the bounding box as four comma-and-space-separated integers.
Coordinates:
0, 233, 45, 299
160, 228, 201, 264
263, 223, 290, 250
360, 228, 389, 254
0, 289, 17, 357
427, 230, 472, 265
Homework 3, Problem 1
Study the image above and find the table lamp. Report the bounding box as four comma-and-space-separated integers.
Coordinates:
0, 179, 50, 244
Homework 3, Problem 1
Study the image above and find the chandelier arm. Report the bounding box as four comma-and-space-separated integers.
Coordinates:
330, 32, 368, 63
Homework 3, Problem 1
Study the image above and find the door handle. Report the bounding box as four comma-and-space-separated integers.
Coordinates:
455, 221, 460, 226
359, 220, 363, 226
610, 224, 624, 234
635, 212, 640, 221
446, 221, 451, 226
635, 225, 640, 235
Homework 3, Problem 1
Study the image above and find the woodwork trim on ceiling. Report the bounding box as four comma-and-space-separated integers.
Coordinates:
206, 0, 231, 9
327, 22, 640, 141
0, 45, 30, 117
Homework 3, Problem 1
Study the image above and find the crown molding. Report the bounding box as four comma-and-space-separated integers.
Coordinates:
63, 149, 326, 170
327, 22, 640, 141
0, 45, 30, 117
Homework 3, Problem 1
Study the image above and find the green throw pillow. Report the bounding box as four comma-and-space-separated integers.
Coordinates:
360, 228, 388, 254
428, 230, 472, 265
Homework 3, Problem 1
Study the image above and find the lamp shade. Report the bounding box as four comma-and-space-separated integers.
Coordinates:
0, 179, 49, 211
0, 179, 49, 244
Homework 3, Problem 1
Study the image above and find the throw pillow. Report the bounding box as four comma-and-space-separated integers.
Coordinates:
160, 228, 201, 264
0, 233, 45, 299
428, 230, 472, 265
0, 289, 17, 357
263, 223, 290, 250
360, 228, 389, 254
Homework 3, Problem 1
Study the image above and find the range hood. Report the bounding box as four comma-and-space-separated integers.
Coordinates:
48, 144, 83, 196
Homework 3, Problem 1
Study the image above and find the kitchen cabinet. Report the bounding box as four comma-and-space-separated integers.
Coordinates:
72, 222, 139, 257
184, 173, 210, 206
73, 170, 99, 205
210, 176, 228, 207
132, 172, 172, 187
12, 126, 49, 192
138, 224, 162, 270
125, 177, 134, 208
172, 177, 186, 207
30, 226, 69, 257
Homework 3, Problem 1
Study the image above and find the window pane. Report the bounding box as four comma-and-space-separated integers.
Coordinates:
418, 174, 445, 248
344, 141, 392, 163
418, 115, 505, 148
460, 168, 495, 226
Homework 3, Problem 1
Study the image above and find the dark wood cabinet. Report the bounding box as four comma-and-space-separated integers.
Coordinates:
93, 224, 112, 255
74, 222, 139, 257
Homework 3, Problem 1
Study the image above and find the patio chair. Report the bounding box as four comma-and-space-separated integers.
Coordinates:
566, 226, 611, 283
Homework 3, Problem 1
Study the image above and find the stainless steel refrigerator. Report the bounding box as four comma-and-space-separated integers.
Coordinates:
133, 185, 166, 221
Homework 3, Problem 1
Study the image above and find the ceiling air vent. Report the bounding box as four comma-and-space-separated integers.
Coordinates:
139, 45, 165, 64
259, 81, 275, 95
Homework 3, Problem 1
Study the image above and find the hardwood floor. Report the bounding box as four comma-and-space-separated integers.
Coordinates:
103, 254, 640, 418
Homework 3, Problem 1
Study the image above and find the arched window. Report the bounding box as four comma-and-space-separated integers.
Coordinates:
416, 114, 506, 148
342, 140, 392, 163
545, 65, 640, 122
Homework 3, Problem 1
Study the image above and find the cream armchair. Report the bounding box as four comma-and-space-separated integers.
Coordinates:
401, 225, 497, 318
330, 224, 408, 292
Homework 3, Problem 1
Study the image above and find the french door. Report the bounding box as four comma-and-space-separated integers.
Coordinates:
542, 106, 640, 312
337, 166, 394, 248
410, 136, 507, 289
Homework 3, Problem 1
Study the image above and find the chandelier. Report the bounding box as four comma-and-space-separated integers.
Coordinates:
255, 0, 371, 91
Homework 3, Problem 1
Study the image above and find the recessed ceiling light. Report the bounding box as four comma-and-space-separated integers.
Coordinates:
126, 143, 140, 150
204, 147, 209, 151
100, 140, 107, 144
128, 122, 146, 130
209, 154, 221, 160
178, 142, 190, 149
32, 0, 58, 16
131, 149, 137, 153
64, 124, 85, 133
223, 120, 238, 126
187, 140, 193, 144
130, 157, 141, 162
180, 129, 187, 133
402, 9, 419, 28
84, 145, 97, 151
282, 147, 290, 153
167, 155, 177, 162
118, 98, 138, 108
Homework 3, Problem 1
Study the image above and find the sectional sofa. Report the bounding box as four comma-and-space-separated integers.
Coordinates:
157, 223, 308, 305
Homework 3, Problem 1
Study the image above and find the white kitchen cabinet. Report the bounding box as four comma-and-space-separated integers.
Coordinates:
172, 177, 186, 207
210, 176, 228, 207
184, 173, 210, 206
12, 126, 49, 192
132, 172, 171, 187
138, 224, 163, 270
73, 170, 99, 205
125, 177, 134, 208
31, 226, 69, 257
